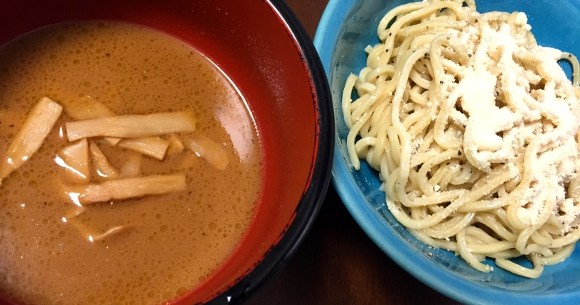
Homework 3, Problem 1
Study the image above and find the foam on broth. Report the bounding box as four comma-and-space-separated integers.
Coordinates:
0, 21, 263, 305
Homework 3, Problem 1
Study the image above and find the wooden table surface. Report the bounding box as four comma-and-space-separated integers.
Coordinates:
245, 1, 459, 305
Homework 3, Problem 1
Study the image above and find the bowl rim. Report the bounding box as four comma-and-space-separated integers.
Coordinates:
206, 0, 335, 304
313, 0, 579, 304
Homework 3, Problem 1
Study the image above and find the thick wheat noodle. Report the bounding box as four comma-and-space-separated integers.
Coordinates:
343, 0, 580, 278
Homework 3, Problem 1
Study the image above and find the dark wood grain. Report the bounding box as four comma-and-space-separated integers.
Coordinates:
245, 1, 459, 304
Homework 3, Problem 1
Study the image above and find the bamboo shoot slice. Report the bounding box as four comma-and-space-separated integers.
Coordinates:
54, 139, 90, 184
117, 136, 170, 160
167, 133, 185, 156
120, 153, 142, 178
62, 96, 121, 145
61, 206, 87, 222
184, 135, 229, 170
0, 97, 63, 182
104, 137, 123, 145
62, 174, 187, 205
66, 112, 196, 141
63, 96, 116, 120
69, 221, 132, 243
89, 142, 119, 180
87, 225, 132, 242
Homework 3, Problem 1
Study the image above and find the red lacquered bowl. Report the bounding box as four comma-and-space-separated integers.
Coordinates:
0, 0, 333, 304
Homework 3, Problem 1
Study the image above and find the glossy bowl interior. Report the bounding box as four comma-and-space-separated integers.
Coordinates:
0, 0, 333, 304
314, 0, 579, 304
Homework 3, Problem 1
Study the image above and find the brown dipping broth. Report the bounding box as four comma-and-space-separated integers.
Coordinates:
0, 21, 262, 305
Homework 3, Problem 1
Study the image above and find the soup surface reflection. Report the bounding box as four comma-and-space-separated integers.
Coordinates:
0, 21, 263, 305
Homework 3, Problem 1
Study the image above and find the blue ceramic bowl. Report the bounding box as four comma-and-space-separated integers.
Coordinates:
314, 0, 580, 304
